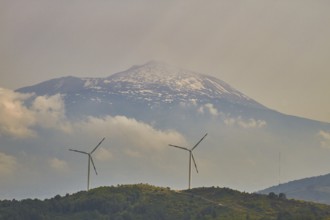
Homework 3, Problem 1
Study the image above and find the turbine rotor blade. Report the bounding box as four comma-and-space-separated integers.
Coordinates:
191, 133, 208, 151
169, 144, 189, 151
69, 149, 89, 155
91, 137, 105, 154
191, 153, 198, 173
90, 156, 98, 175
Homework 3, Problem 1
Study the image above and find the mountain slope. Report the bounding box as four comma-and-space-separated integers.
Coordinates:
259, 173, 330, 205
17, 61, 270, 122
16, 61, 329, 133
1, 184, 330, 220
10, 61, 330, 196
17, 61, 264, 109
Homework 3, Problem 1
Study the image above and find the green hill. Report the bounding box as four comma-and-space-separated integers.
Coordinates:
1, 184, 330, 220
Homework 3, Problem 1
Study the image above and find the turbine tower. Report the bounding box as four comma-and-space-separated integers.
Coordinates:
169, 133, 207, 189
69, 137, 105, 191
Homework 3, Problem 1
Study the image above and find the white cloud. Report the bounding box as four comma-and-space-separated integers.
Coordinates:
198, 103, 219, 116
0, 88, 36, 138
74, 115, 187, 155
0, 152, 17, 176
32, 94, 71, 133
224, 116, 267, 128
223, 117, 236, 126
48, 157, 68, 172
318, 130, 330, 149
0, 88, 71, 138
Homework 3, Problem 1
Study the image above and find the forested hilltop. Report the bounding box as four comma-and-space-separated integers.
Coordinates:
1, 184, 330, 220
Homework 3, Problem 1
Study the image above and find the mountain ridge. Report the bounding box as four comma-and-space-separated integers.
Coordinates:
259, 173, 330, 205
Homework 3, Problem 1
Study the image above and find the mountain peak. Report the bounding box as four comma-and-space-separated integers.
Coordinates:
111, 60, 198, 82
17, 61, 265, 111
110, 61, 220, 93
105, 61, 264, 108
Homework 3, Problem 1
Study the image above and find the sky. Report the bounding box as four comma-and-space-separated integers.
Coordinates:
1, 0, 330, 199
1, 0, 330, 123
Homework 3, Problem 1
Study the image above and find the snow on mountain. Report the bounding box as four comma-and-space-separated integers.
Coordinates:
17, 61, 264, 111
107, 61, 259, 106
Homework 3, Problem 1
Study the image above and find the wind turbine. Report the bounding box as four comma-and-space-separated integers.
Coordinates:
69, 137, 105, 191
169, 133, 207, 190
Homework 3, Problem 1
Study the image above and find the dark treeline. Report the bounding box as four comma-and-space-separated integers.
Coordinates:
1, 184, 330, 220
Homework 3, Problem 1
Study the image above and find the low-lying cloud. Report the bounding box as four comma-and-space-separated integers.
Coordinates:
196, 103, 266, 129
198, 103, 219, 116
0, 88, 187, 179
74, 115, 187, 155
224, 116, 267, 128
31, 95, 71, 133
0, 88, 36, 138
0, 88, 71, 138
319, 130, 330, 149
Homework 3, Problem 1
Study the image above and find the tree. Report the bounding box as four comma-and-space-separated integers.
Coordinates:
279, 193, 287, 200
268, 192, 278, 199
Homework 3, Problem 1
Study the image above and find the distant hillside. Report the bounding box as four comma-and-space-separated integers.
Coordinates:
259, 173, 330, 205
1, 184, 330, 220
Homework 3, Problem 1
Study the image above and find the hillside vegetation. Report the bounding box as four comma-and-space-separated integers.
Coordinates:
1, 184, 330, 220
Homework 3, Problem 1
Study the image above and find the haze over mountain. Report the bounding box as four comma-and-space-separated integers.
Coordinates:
1, 61, 330, 199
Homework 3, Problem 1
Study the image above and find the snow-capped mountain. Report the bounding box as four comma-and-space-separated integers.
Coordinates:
16, 60, 330, 133
12, 61, 330, 196
17, 61, 264, 115
106, 61, 263, 107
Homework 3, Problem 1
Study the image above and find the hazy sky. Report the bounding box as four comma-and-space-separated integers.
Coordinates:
1, 0, 330, 123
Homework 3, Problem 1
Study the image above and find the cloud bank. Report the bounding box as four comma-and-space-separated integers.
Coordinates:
198, 103, 219, 116
0, 88, 36, 138
0, 88, 189, 198
31, 94, 71, 132
224, 116, 267, 128
196, 102, 266, 128
74, 115, 187, 155
0, 88, 70, 138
